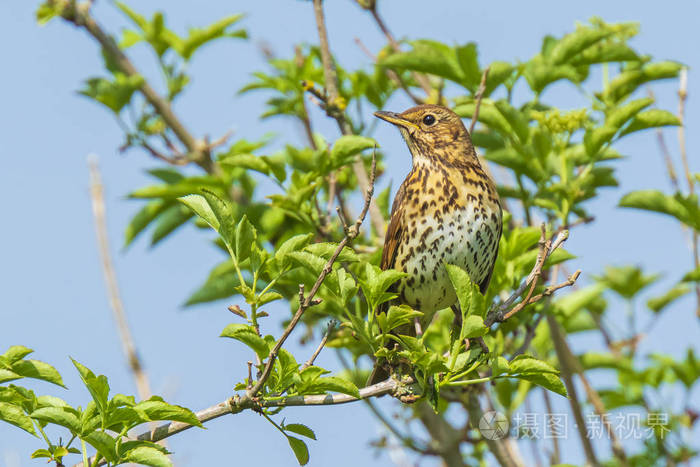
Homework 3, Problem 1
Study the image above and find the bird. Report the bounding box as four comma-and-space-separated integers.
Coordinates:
368, 104, 502, 383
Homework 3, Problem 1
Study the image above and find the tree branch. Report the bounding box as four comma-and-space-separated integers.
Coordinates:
74, 376, 412, 467
366, 5, 433, 97
485, 225, 572, 327
469, 67, 491, 134
311, 0, 386, 239
87, 156, 153, 402
248, 152, 376, 398
546, 314, 599, 467
53, 0, 217, 174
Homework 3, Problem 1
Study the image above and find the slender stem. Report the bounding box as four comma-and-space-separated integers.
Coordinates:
442, 376, 491, 387
54, 0, 216, 173
368, 7, 433, 96
546, 314, 599, 467
88, 156, 153, 402
469, 67, 491, 134
311, 0, 386, 239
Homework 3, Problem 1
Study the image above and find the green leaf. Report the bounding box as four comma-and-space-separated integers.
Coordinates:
84, 431, 117, 463
122, 445, 173, 467
330, 135, 376, 165
683, 267, 700, 282
200, 190, 237, 251
379, 40, 464, 84
593, 265, 660, 299
79, 73, 144, 113
287, 251, 339, 294
554, 283, 606, 318
647, 284, 690, 313
11, 360, 65, 387
284, 423, 317, 440
286, 435, 309, 466
491, 356, 510, 377
220, 153, 271, 175
585, 98, 653, 156
150, 204, 193, 246
603, 61, 682, 104
509, 355, 559, 374
461, 315, 488, 338
220, 324, 269, 361
511, 373, 567, 397
178, 194, 219, 231
31, 449, 52, 459
1, 346, 34, 365
124, 200, 172, 247
381, 305, 423, 333
305, 376, 360, 399
134, 399, 202, 427
304, 243, 359, 263
619, 190, 700, 230
274, 234, 314, 268
30, 407, 81, 433
185, 261, 237, 306
548, 28, 613, 65
445, 264, 487, 320
71, 359, 109, 415
455, 42, 481, 91
619, 110, 681, 137
0, 402, 37, 436
176, 14, 246, 60
235, 215, 257, 263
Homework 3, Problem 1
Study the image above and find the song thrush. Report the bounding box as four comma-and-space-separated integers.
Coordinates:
369, 104, 502, 382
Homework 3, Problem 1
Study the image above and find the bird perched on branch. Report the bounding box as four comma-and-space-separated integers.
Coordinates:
369, 104, 502, 383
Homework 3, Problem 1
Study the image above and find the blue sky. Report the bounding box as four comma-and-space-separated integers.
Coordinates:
1, 1, 698, 466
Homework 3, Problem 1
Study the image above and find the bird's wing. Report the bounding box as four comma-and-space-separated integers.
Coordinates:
478, 206, 503, 294
380, 181, 407, 271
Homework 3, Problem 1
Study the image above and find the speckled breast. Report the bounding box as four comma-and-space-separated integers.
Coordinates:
394, 163, 501, 319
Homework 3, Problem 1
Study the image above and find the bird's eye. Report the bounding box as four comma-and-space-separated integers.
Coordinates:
422, 114, 436, 126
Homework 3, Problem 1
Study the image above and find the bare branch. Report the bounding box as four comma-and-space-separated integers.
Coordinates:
546, 314, 600, 467
73, 376, 411, 467
353, 37, 424, 105
300, 320, 336, 371
366, 5, 433, 96
311, 0, 386, 239
247, 151, 377, 397
87, 156, 153, 401
469, 67, 491, 134
53, 0, 217, 174
485, 225, 572, 327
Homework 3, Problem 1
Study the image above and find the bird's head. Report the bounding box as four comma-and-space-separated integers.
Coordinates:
374, 104, 478, 166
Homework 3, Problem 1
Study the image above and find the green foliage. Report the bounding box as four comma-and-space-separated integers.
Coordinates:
0, 346, 199, 466
25, 2, 700, 465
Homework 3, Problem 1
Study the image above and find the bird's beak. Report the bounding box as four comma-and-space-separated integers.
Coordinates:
374, 111, 420, 131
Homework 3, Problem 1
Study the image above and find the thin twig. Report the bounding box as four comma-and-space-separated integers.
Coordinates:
485, 225, 572, 327
88, 156, 153, 402
367, 5, 433, 96
353, 37, 423, 105
311, 0, 386, 239
300, 320, 336, 370
54, 0, 217, 174
647, 89, 681, 191
546, 314, 599, 467
469, 67, 491, 134
248, 151, 376, 398
677, 67, 700, 315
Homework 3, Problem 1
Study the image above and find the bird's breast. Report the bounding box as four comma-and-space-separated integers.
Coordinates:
393, 164, 501, 318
